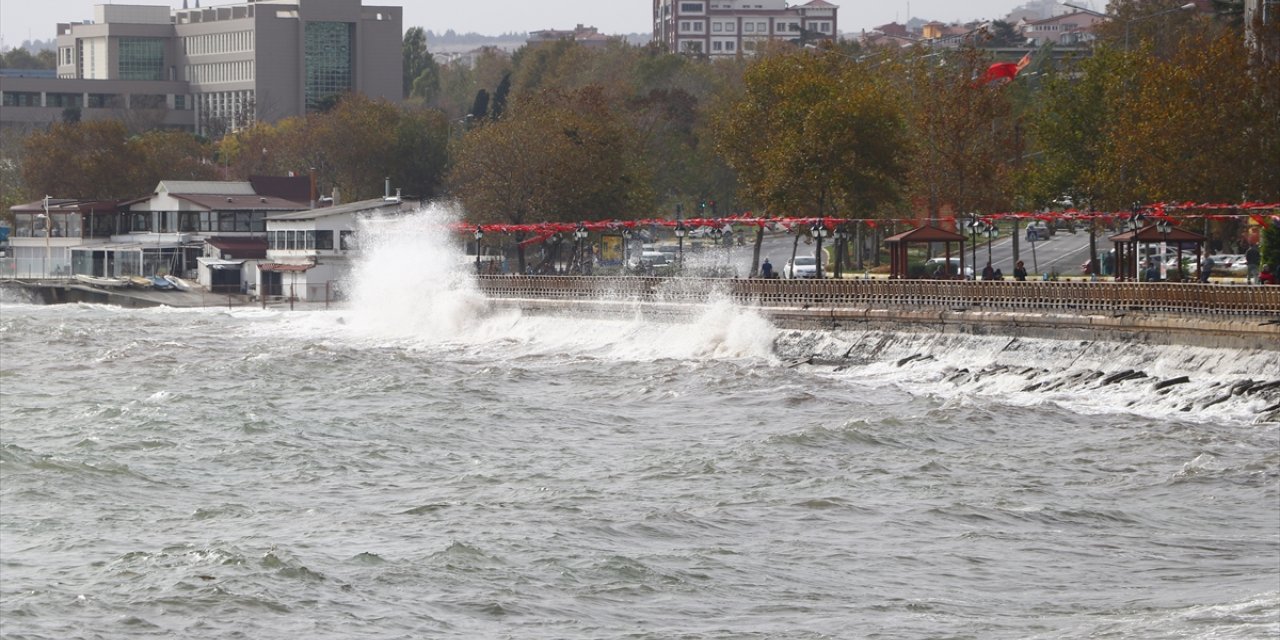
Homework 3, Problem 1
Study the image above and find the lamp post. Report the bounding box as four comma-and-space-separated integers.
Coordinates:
811, 219, 829, 280
573, 223, 589, 274
1064, 2, 1196, 50
1126, 206, 1145, 281
1155, 218, 1174, 280
966, 214, 982, 280
473, 225, 484, 275
39, 195, 52, 278
833, 225, 847, 278
673, 220, 686, 273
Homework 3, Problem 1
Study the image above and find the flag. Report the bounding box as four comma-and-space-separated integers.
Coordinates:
1015, 52, 1031, 73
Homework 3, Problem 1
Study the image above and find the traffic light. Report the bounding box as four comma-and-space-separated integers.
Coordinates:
699, 200, 707, 213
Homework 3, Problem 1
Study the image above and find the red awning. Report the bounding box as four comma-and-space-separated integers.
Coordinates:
259, 262, 314, 272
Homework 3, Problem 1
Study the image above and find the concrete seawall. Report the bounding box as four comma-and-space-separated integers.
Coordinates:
487, 298, 1280, 352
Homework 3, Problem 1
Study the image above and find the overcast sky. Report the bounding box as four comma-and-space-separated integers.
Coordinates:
1, 0, 1087, 50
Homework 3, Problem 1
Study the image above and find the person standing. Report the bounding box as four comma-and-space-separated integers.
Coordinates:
1013, 260, 1027, 281
1245, 245, 1261, 283
761, 258, 773, 279
1200, 253, 1215, 283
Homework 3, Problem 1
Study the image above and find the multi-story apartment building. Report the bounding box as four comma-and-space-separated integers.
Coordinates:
1, 0, 402, 135
653, 0, 839, 56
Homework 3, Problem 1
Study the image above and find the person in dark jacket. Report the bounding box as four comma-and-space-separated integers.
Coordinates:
1013, 261, 1027, 281
981, 262, 995, 281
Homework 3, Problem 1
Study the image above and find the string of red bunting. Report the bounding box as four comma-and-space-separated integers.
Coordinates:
451, 202, 1280, 247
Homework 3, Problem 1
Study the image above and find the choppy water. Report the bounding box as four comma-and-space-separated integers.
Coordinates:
2, 208, 1277, 639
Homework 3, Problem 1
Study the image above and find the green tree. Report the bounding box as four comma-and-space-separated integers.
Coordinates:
448, 86, 651, 272
715, 45, 909, 219
403, 27, 432, 98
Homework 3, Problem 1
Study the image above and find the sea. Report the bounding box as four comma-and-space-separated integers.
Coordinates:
2, 206, 1278, 640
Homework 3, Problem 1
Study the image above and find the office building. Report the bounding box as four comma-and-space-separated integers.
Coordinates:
1, 0, 403, 135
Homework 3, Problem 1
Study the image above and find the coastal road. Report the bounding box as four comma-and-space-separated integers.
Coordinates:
685, 228, 1097, 279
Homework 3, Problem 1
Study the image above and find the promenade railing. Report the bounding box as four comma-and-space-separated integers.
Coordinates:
475, 276, 1280, 318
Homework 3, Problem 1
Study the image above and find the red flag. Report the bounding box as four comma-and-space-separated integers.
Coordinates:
977, 62, 1019, 85
1015, 52, 1031, 73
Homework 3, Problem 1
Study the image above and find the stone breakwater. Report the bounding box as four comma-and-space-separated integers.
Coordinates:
487, 297, 1280, 422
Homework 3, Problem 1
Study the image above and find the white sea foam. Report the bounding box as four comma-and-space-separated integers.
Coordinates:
322, 204, 778, 363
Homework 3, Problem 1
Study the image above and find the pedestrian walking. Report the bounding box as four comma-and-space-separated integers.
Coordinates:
1245, 245, 1261, 283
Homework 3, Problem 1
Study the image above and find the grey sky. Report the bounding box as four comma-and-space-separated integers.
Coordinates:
1, 0, 1059, 51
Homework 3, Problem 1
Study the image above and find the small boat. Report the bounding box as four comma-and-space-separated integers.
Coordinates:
149, 275, 174, 290
164, 275, 193, 291
74, 274, 130, 289
128, 276, 153, 289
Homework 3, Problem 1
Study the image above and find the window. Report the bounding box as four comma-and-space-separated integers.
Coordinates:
305, 230, 316, 250
304, 21, 353, 112
47, 93, 83, 108
713, 22, 722, 32
2, 92, 41, 107
118, 38, 165, 80
315, 230, 333, 250
745, 23, 755, 32
726, 22, 735, 33
693, 22, 703, 32
680, 2, 705, 12
713, 41, 723, 51
726, 41, 736, 51
132, 213, 151, 232
340, 230, 356, 250
758, 22, 767, 32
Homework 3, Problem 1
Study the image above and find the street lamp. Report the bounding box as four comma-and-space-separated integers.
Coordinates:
38, 195, 52, 278
673, 220, 687, 273
1126, 205, 1145, 281
573, 223, 589, 274
1155, 218, 1175, 280
811, 220, 829, 280
1064, 2, 1196, 50
473, 225, 484, 275
833, 225, 848, 278
965, 215, 986, 280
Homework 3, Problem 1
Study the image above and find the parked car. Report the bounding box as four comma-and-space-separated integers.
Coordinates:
783, 255, 821, 279
923, 257, 973, 278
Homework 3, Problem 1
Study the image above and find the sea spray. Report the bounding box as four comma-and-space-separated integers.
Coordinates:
343, 203, 490, 343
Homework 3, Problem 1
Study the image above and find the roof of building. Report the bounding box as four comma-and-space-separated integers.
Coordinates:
157, 180, 257, 196
173, 194, 308, 211
267, 197, 406, 221
205, 236, 268, 259
885, 225, 967, 243
800, 0, 838, 7
249, 175, 312, 203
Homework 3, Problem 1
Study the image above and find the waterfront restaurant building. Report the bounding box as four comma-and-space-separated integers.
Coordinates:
0, 0, 403, 135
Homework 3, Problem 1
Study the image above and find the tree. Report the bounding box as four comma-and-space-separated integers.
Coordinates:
714, 45, 909, 219
403, 27, 432, 99
448, 87, 651, 272
22, 121, 218, 200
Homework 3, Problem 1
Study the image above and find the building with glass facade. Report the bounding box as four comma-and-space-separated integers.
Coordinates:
0, 0, 402, 135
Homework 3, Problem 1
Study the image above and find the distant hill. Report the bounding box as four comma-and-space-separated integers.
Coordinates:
422, 29, 651, 53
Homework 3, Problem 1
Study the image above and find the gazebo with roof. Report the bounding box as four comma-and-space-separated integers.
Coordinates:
1108, 223, 1207, 282
884, 225, 967, 279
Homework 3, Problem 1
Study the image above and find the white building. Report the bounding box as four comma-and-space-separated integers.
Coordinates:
259, 194, 411, 301
653, 0, 839, 56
